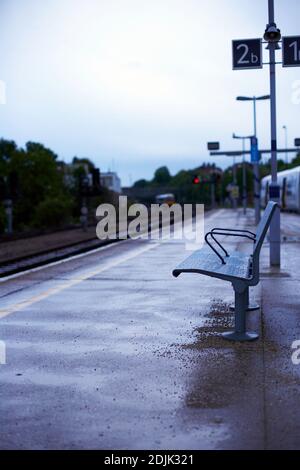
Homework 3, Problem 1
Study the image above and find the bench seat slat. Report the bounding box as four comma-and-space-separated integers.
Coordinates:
173, 247, 251, 281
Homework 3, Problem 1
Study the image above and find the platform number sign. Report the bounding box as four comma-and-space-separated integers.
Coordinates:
282, 36, 300, 67
232, 39, 262, 70
207, 142, 220, 151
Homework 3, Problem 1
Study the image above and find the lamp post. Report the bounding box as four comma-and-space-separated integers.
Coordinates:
236, 94, 270, 225
264, 0, 281, 266
232, 156, 238, 210
232, 133, 253, 215
282, 125, 288, 165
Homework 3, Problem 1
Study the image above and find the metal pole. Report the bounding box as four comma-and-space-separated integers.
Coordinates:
268, 0, 281, 266
253, 98, 257, 136
233, 157, 237, 209
242, 138, 247, 215
285, 128, 288, 165
210, 174, 216, 209
253, 98, 261, 225
233, 157, 237, 184
80, 197, 88, 232
4, 199, 13, 234
283, 126, 288, 164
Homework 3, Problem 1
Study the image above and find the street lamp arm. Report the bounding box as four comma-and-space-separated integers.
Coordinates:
236, 95, 270, 102
256, 95, 271, 100
236, 96, 253, 101
233, 134, 253, 140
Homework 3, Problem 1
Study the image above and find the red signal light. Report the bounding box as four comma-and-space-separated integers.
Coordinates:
193, 175, 200, 184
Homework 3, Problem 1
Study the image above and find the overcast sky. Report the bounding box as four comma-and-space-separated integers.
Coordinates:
0, 0, 299, 185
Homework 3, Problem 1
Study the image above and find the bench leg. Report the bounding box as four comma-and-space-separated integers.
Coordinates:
229, 286, 260, 312
245, 287, 260, 311
222, 284, 259, 342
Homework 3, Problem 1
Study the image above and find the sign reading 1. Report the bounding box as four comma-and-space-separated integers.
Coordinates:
282, 36, 300, 67
232, 39, 262, 70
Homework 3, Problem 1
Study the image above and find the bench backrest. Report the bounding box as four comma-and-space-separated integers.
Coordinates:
253, 201, 277, 256
251, 201, 277, 280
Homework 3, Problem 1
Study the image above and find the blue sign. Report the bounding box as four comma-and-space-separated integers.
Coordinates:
251, 136, 260, 162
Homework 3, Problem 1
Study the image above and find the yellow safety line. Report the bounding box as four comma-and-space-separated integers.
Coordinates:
0, 209, 225, 320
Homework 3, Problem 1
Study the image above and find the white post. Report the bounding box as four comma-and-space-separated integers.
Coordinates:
242, 138, 247, 215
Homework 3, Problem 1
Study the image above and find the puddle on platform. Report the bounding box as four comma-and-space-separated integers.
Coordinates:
152, 299, 283, 410
154, 298, 280, 362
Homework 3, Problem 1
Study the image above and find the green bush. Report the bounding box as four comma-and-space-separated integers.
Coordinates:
33, 197, 73, 229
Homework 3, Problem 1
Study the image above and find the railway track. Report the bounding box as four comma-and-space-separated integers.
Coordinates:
0, 212, 185, 278
0, 235, 121, 278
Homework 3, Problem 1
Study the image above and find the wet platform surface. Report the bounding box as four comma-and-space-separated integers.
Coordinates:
0, 209, 299, 449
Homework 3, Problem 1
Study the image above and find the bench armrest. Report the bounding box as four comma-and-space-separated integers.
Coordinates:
211, 227, 256, 239
205, 230, 256, 265
204, 232, 228, 264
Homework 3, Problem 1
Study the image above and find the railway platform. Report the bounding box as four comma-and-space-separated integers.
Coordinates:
0, 208, 299, 450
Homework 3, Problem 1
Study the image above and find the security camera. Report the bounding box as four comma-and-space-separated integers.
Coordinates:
263, 22, 281, 42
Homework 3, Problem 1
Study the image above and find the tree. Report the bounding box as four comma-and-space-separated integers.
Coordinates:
290, 153, 300, 168
0, 139, 19, 198
3, 140, 72, 230
33, 197, 72, 228
72, 156, 95, 171
13, 141, 61, 203
133, 179, 149, 188
152, 166, 171, 185
0, 139, 18, 173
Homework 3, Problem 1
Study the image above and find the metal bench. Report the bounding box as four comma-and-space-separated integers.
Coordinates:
172, 201, 278, 342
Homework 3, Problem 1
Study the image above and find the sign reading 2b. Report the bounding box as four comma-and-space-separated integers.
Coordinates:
232, 39, 262, 70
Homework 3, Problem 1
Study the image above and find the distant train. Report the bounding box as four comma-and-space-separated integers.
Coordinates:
155, 193, 176, 206
261, 166, 300, 212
